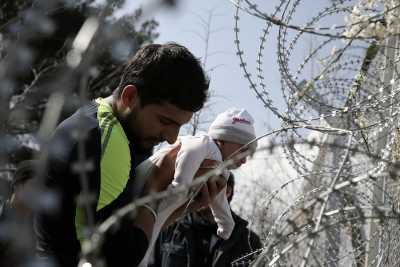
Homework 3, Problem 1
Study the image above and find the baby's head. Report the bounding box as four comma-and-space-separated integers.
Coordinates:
208, 108, 257, 169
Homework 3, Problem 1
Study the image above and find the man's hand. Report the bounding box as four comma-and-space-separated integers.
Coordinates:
182, 175, 226, 212
135, 143, 181, 239
190, 160, 227, 211
146, 143, 181, 193
163, 159, 227, 227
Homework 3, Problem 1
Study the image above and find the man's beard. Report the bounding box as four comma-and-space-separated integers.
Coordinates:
120, 109, 160, 152
120, 108, 143, 149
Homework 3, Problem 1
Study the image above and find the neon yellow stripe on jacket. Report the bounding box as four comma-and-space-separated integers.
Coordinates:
75, 98, 131, 241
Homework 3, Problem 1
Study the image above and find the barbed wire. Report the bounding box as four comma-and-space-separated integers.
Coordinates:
228, 0, 400, 266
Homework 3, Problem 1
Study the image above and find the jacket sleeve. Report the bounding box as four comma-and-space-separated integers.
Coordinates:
34, 105, 102, 267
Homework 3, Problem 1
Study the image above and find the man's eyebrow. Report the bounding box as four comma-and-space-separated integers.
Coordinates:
160, 115, 181, 126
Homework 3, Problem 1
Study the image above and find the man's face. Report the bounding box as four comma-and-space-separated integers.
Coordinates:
121, 102, 193, 150
220, 141, 249, 169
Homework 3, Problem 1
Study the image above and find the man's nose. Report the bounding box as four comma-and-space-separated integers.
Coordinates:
163, 126, 179, 144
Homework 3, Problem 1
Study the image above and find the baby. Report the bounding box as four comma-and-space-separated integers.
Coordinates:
138, 108, 257, 266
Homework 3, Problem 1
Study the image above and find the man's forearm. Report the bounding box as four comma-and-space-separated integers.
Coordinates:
134, 207, 156, 240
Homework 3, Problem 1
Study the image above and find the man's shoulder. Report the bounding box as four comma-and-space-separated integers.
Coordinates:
232, 211, 249, 226
48, 102, 101, 161
248, 229, 261, 242
56, 102, 100, 134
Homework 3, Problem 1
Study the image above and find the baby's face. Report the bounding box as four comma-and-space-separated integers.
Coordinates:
228, 157, 247, 169
221, 142, 249, 169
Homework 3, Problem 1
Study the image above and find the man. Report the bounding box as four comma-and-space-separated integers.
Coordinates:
152, 172, 262, 267
34, 43, 225, 267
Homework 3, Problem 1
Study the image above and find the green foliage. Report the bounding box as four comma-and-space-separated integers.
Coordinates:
0, 0, 159, 135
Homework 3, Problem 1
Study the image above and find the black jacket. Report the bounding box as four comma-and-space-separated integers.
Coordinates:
0, 204, 36, 267
34, 102, 151, 267
152, 211, 262, 267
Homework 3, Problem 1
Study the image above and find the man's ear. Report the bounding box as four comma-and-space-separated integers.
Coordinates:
120, 85, 139, 109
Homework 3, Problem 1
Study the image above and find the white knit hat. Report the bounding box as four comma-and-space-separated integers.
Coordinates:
208, 108, 257, 150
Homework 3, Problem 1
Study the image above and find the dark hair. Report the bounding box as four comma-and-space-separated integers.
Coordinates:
12, 160, 37, 192
115, 42, 209, 112
227, 172, 235, 202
